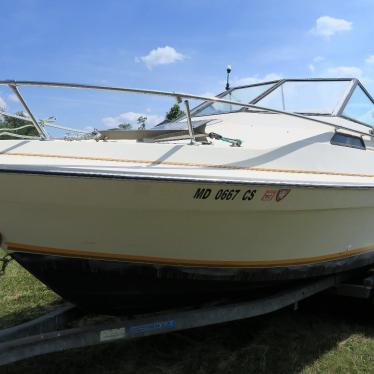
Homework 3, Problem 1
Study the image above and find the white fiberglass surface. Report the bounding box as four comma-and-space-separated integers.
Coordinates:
256, 81, 351, 114
342, 86, 374, 126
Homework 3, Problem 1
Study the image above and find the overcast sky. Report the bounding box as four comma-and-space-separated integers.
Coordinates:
1, 0, 374, 130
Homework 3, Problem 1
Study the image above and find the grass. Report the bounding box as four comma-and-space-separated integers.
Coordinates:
0, 249, 61, 329
0, 254, 373, 374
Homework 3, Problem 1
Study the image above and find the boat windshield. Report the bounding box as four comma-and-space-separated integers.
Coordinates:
192, 79, 367, 118
256, 80, 351, 114
194, 82, 275, 116
342, 85, 374, 126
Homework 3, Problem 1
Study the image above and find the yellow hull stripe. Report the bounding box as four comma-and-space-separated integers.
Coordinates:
2, 151, 374, 179
6, 241, 374, 268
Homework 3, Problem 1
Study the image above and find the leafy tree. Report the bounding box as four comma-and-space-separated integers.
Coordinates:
105, 122, 132, 131
0, 112, 38, 139
165, 103, 185, 121
118, 123, 132, 130
137, 116, 147, 130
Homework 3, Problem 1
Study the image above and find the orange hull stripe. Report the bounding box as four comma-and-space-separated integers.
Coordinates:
6, 241, 374, 268
2, 151, 374, 179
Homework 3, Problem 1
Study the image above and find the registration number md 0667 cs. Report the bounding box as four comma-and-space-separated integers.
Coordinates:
193, 188, 256, 201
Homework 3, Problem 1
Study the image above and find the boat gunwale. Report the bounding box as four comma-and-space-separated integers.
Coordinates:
2, 148, 374, 189
1, 166, 374, 189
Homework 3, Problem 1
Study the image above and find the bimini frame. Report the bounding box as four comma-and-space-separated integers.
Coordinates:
0, 78, 373, 142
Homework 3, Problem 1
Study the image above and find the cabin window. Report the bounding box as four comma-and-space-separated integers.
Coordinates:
330, 132, 366, 150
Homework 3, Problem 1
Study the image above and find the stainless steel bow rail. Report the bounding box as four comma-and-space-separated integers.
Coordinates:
0, 79, 373, 142
0, 270, 373, 367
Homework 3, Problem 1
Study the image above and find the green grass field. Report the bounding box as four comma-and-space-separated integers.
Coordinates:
0, 254, 373, 374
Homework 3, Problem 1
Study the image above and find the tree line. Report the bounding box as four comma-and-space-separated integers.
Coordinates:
109, 103, 185, 131
0, 102, 185, 138
0, 112, 38, 139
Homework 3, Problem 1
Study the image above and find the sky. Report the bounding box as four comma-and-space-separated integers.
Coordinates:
1, 0, 374, 132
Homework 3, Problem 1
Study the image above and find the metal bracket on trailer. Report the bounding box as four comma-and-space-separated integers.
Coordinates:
0, 271, 372, 367
329, 270, 374, 299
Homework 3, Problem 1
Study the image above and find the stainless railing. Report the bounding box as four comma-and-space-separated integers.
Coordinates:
0, 80, 372, 141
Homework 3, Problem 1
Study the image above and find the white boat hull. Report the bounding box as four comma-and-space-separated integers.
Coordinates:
1, 170, 374, 267
2, 169, 373, 313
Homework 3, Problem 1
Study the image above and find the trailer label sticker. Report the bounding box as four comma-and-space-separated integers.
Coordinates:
276, 189, 291, 202
129, 320, 176, 336
100, 327, 126, 342
193, 188, 257, 202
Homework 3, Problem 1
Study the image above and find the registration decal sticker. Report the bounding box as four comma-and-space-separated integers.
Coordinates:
261, 190, 277, 201
193, 187, 256, 202
276, 189, 291, 202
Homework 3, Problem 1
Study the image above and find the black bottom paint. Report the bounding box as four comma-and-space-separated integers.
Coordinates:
11, 251, 374, 315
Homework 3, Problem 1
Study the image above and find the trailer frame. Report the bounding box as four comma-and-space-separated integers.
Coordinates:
0, 269, 373, 367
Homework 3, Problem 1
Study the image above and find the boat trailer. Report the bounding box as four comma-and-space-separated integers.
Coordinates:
0, 270, 373, 367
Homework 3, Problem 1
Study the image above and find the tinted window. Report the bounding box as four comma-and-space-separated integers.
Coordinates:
331, 132, 365, 150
